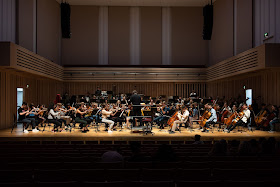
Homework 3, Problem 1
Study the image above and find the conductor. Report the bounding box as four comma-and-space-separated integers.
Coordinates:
130, 90, 143, 127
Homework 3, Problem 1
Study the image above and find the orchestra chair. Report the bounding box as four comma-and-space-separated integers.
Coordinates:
93, 115, 102, 133
11, 114, 27, 133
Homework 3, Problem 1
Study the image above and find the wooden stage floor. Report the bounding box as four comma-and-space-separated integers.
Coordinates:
0, 124, 280, 143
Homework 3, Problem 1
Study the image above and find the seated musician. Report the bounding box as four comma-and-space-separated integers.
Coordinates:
37, 104, 46, 127
268, 105, 279, 133
255, 103, 269, 130
90, 102, 101, 122
56, 103, 71, 130
202, 103, 217, 132
18, 102, 38, 133
153, 102, 170, 129
27, 103, 40, 130
169, 105, 189, 134
47, 104, 64, 132
101, 104, 115, 133
75, 103, 90, 133
226, 103, 250, 133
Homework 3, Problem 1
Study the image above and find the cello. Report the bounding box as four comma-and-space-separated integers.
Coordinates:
199, 109, 211, 127
167, 111, 179, 128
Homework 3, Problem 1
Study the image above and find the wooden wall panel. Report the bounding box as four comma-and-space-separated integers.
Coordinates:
63, 82, 206, 98
207, 68, 280, 106
0, 69, 63, 129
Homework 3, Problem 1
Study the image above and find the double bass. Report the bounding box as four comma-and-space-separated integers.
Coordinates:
199, 109, 211, 127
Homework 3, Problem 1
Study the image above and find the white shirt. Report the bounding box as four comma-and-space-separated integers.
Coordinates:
241, 109, 250, 123
48, 109, 60, 119
178, 110, 189, 122
102, 109, 112, 119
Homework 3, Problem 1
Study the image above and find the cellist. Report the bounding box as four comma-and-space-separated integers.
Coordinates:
226, 103, 250, 133
255, 103, 269, 130
169, 105, 189, 134
202, 103, 217, 132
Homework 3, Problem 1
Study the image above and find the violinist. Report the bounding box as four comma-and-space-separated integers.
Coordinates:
47, 103, 63, 132
37, 104, 46, 127
153, 102, 170, 129
56, 103, 71, 130
18, 102, 38, 133
101, 104, 115, 133
202, 103, 217, 132
226, 103, 250, 133
268, 105, 279, 133
169, 105, 189, 134
75, 103, 90, 133
27, 103, 40, 130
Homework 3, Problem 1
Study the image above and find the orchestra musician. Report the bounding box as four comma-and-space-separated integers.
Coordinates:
47, 103, 64, 132
18, 102, 38, 133
268, 105, 279, 133
153, 102, 170, 129
201, 103, 217, 132
170, 105, 189, 134
226, 103, 250, 133
75, 103, 90, 133
101, 104, 115, 133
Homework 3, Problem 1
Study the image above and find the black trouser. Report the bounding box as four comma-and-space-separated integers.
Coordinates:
205, 121, 216, 128
48, 119, 62, 129
132, 107, 143, 126
22, 118, 37, 129
75, 117, 89, 128
228, 120, 244, 132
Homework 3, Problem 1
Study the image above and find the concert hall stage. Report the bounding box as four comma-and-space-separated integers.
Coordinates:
0, 124, 280, 144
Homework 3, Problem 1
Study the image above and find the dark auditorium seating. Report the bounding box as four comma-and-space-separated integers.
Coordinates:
0, 141, 279, 185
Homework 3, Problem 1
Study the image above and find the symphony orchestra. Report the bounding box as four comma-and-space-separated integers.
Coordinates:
17, 89, 280, 134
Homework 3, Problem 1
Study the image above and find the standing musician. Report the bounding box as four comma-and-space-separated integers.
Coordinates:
170, 105, 189, 134
18, 102, 38, 133
202, 103, 217, 132
101, 104, 115, 133
226, 103, 250, 133
268, 105, 279, 133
